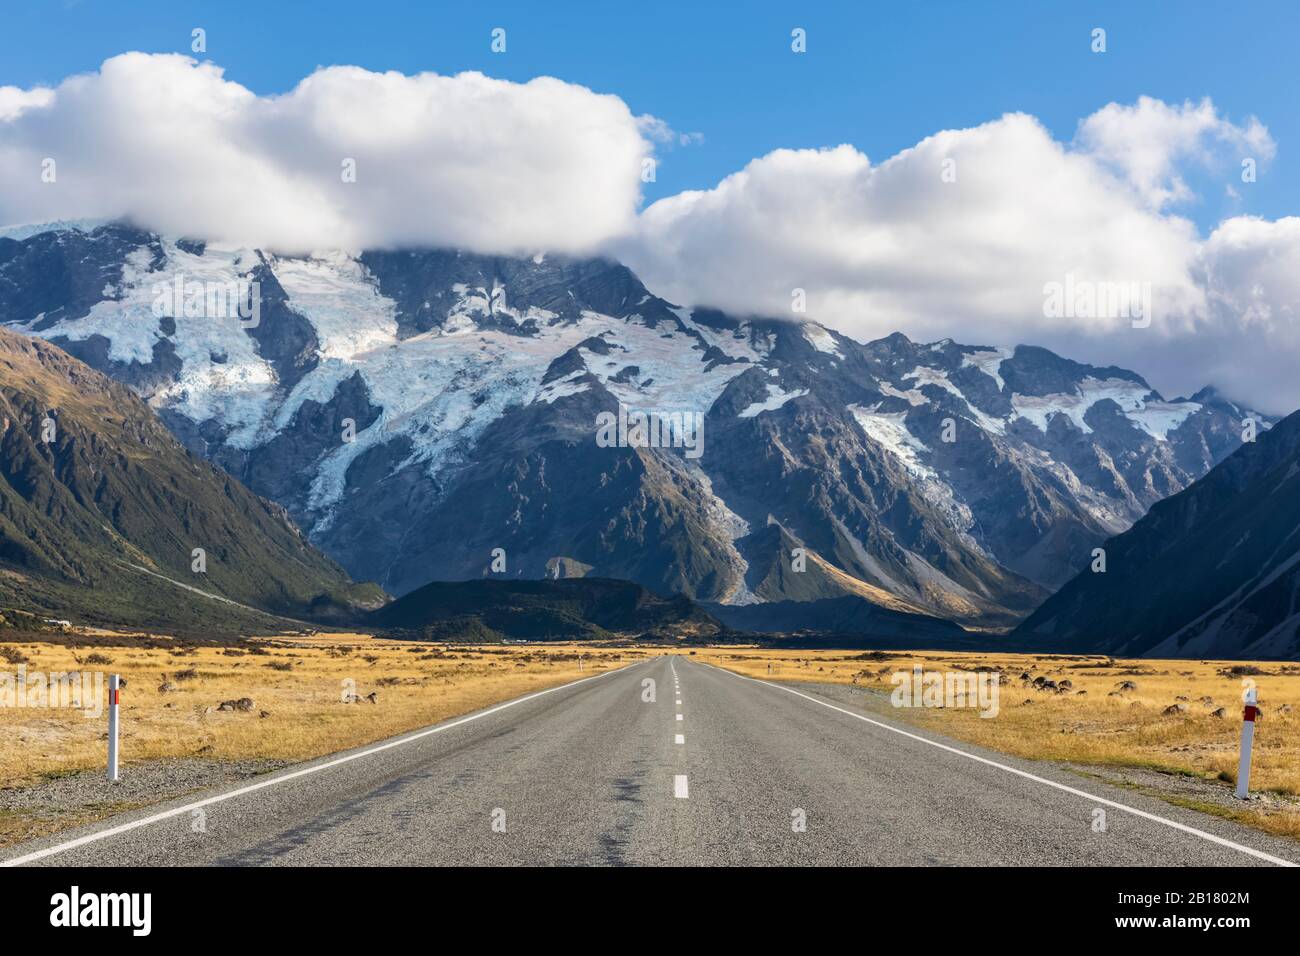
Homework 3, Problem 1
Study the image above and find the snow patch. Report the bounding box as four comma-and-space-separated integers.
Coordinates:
272, 253, 399, 363
879, 382, 928, 407
691, 469, 759, 606
1011, 376, 1198, 441
33, 239, 278, 446
803, 323, 842, 357
0, 218, 114, 241
1127, 400, 1200, 441
850, 404, 982, 546
584, 312, 753, 412
902, 366, 1006, 433
849, 406, 930, 476
676, 312, 769, 363
960, 347, 1013, 391
738, 384, 808, 418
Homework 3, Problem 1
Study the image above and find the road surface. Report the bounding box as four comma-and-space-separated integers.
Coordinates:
4, 656, 1297, 866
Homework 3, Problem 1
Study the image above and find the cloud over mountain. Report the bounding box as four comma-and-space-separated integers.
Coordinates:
1, 55, 1297, 412
622, 102, 1295, 413
0, 53, 654, 255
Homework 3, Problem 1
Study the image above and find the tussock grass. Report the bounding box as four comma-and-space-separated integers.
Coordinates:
0, 633, 644, 787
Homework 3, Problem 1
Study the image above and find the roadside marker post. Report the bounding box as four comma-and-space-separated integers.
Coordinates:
107, 673, 121, 782
1235, 687, 1259, 799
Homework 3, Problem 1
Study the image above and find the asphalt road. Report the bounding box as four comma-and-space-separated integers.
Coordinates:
5, 656, 1298, 867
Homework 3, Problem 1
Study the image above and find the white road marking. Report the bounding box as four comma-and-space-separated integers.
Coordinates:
675, 734, 685, 745
676, 713, 683, 721
2, 659, 650, 867
674, 775, 689, 798
706, 662, 1297, 867
676, 699, 682, 705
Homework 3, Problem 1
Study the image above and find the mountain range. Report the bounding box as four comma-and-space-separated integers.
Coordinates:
0, 221, 1270, 633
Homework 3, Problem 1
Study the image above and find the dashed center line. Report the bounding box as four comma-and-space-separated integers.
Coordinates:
670, 661, 688, 800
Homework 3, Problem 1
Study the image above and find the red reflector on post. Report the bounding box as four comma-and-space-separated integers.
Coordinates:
1243, 704, 1258, 722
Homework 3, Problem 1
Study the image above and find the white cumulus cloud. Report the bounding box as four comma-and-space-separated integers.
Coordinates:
0, 53, 657, 255
1184, 215, 1300, 410
1075, 96, 1275, 209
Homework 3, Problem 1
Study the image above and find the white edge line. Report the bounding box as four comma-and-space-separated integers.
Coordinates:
2, 659, 647, 867
703, 661, 1298, 868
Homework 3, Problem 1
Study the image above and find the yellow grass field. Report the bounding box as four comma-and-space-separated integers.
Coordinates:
0, 634, 645, 787
690, 647, 1300, 840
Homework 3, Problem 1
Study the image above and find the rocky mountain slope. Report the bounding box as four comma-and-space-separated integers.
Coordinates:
1013, 409, 1300, 660
0, 222, 1267, 627
0, 325, 380, 632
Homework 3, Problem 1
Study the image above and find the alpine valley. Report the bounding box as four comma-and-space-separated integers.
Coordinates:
0, 323, 383, 633
0, 222, 1273, 637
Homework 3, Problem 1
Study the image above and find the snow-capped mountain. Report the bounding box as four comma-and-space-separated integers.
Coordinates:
0, 222, 1270, 626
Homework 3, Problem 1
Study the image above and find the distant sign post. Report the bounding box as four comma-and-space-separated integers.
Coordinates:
107, 673, 121, 782
1235, 687, 1259, 799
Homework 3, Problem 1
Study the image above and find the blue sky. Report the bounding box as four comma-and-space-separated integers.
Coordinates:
3, 0, 1295, 231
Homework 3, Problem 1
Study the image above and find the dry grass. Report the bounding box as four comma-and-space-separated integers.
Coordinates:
0, 633, 645, 787
692, 647, 1300, 841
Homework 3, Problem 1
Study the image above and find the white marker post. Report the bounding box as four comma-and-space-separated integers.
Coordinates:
107, 673, 121, 782
1235, 687, 1259, 799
